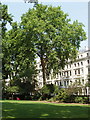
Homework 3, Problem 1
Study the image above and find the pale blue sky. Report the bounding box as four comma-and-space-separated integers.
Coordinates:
2, 1, 88, 50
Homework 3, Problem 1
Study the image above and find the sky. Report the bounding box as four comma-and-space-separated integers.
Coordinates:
1, 0, 88, 50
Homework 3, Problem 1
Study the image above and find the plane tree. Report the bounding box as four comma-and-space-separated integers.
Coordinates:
20, 4, 87, 85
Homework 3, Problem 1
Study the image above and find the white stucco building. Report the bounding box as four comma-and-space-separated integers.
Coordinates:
37, 48, 90, 95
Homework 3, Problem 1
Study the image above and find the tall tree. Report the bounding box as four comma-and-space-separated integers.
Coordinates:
1, 3, 13, 95
20, 4, 87, 85
1, 2, 13, 79
1, 2, 37, 94
3, 22, 37, 94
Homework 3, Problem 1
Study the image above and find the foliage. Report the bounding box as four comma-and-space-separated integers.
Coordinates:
48, 96, 57, 102
2, 3, 87, 96
33, 91, 41, 100
6, 86, 19, 94
0, 3, 13, 97
20, 4, 87, 85
41, 84, 58, 95
74, 96, 88, 104
55, 88, 69, 102
85, 74, 90, 87
40, 84, 58, 100
67, 81, 83, 95
0, 2, 13, 38
2, 22, 38, 94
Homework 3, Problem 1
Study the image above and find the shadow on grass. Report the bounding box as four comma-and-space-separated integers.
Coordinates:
2, 101, 90, 119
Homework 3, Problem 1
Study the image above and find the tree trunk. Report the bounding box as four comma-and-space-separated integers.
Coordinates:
41, 57, 46, 86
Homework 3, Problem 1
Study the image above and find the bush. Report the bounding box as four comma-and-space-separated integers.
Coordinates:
74, 96, 88, 104
33, 92, 41, 100
48, 97, 56, 102
38, 96, 42, 101
56, 88, 69, 102
40, 84, 59, 100
41, 84, 58, 94
83, 97, 88, 103
75, 97, 83, 103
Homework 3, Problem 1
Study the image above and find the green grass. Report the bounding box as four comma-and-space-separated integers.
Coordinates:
1, 100, 90, 118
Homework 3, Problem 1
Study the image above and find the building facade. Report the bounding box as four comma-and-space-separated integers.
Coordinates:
37, 49, 90, 95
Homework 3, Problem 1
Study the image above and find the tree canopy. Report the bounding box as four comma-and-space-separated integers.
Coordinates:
0, 2, 13, 38
2, 3, 87, 97
20, 4, 87, 85
2, 3, 37, 95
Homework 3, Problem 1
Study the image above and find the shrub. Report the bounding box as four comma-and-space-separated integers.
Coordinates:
75, 97, 83, 103
75, 96, 89, 104
48, 97, 56, 102
48, 97, 54, 102
56, 88, 68, 102
33, 92, 41, 100
38, 96, 42, 101
40, 84, 59, 100
82, 97, 89, 104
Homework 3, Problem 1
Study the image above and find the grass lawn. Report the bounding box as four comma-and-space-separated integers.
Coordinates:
1, 100, 90, 118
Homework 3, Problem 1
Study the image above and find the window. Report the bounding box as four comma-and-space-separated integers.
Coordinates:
87, 60, 89, 64
70, 64, 71, 68
67, 81, 69, 86
78, 69, 80, 74
64, 72, 66, 76
78, 56, 79, 59
87, 53, 89, 56
81, 62, 83, 65
82, 79, 84, 84
78, 63, 79, 66
64, 81, 66, 86
70, 81, 72, 84
60, 72, 61, 76
67, 71, 69, 76
60, 81, 62, 86
70, 71, 71, 76
74, 63, 76, 67
55, 82, 56, 85
81, 68, 83, 74
75, 70, 77, 75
